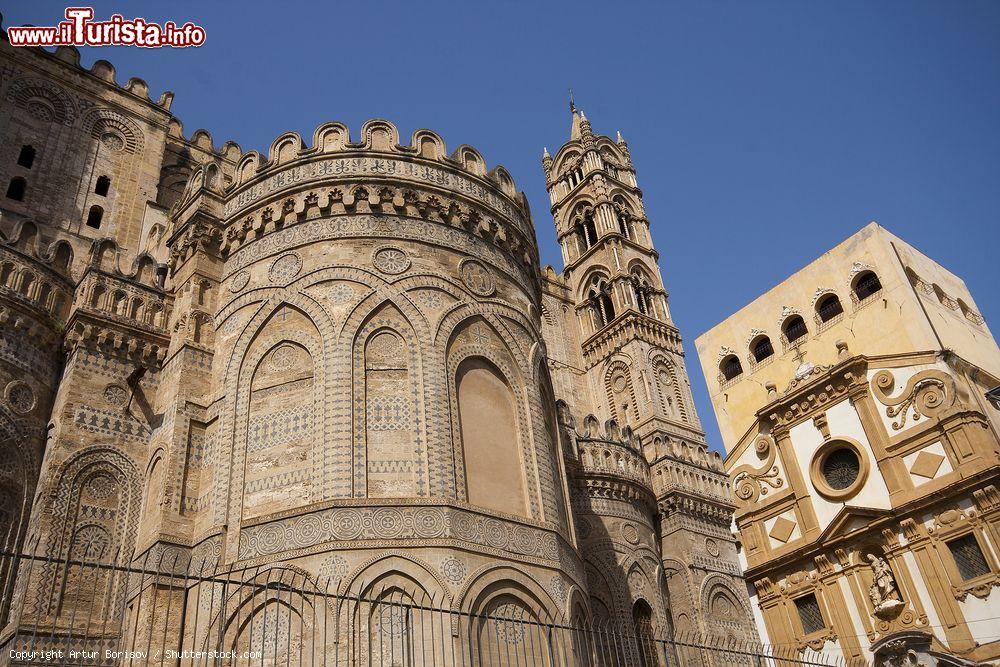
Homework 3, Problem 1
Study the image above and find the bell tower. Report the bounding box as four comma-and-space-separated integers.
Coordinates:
542, 106, 702, 446
542, 107, 756, 641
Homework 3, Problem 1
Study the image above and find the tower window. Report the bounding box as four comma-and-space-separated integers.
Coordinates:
816, 294, 844, 322
95, 175, 111, 196
86, 205, 104, 229
853, 271, 882, 301
783, 315, 808, 343
17, 145, 36, 168
6, 177, 26, 201
576, 209, 598, 251
751, 336, 774, 363
794, 594, 825, 635
947, 534, 991, 581
720, 355, 743, 381
589, 278, 616, 328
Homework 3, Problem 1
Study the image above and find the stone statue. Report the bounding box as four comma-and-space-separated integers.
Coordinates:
867, 554, 905, 618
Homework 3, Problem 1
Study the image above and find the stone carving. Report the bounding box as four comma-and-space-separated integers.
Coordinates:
101, 132, 125, 152
238, 505, 560, 560
372, 247, 410, 274
492, 603, 526, 645
871, 370, 952, 431
268, 253, 302, 283
318, 554, 349, 581
622, 522, 640, 544
440, 557, 467, 585
6, 382, 35, 414
460, 258, 496, 297
103, 384, 128, 407
731, 435, 784, 504
867, 554, 904, 618
326, 283, 356, 304
706, 538, 721, 558
229, 270, 250, 293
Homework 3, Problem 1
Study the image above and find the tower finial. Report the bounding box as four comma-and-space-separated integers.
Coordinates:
569, 88, 576, 114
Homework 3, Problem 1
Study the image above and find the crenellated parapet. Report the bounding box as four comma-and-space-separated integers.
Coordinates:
63, 237, 171, 369
0, 221, 75, 326
560, 408, 656, 505
167, 121, 539, 292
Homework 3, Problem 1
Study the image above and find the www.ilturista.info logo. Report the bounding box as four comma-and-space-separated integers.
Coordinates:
7, 8, 206, 48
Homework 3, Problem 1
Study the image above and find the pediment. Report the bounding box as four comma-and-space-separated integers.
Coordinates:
815, 506, 892, 545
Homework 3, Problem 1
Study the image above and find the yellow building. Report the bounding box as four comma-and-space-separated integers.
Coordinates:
696, 223, 1000, 665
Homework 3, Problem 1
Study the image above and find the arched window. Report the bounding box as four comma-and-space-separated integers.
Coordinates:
632, 279, 648, 315
17, 145, 35, 168
86, 205, 103, 229
630, 271, 655, 318
783, 315, 808, 343
457, 357, 527, 517
632, 599, 656, 667
751, 336, 774, 363
853, 271, 882, 301
816, 294, 844, 322
5, 177, 26, 201
95, 175, 111, 196
720, 355, 743, 381
589, 277, 616, 328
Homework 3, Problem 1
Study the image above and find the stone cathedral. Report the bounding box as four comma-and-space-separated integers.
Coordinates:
0, 36, 757, 661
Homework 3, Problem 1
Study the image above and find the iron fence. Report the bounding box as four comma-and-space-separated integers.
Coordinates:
0, 550, 854, 666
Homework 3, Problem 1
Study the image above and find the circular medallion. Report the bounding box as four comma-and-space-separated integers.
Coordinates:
101, 132, 125, 152
412, 508, 443, 539
372, 247, 410, 274
374, 508, 404, 538
622, 523, 640, 545
484, 519, 507, 549
268, 344, 300, 372
229, 270, 250, 293
85, 474, 117, 501
6, 382, 35, 414
269, 253, 302, 283
27, 101, 55, 122
441, 557, 467, 585
104, 384, 128, 407
327, 283, 356, 304
318, 555, 349, 581
333, 510, 363, 540
460, 258, 496, 297
706, 538, 721, 558
612, 375, 628, 393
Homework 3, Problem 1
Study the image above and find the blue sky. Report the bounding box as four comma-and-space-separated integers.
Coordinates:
7, 1, 998, 451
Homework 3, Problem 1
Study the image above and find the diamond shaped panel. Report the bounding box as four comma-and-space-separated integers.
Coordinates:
910, 451, 945, 479
769, 516, 797, 543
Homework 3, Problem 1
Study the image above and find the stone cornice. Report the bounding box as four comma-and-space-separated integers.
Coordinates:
581, 311, 683, 368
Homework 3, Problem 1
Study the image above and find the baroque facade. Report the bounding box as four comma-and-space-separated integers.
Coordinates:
696, 223, 1000, 666
0, 35, 756, 662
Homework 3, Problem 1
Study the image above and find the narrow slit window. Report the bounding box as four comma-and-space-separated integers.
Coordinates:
95, 175, 111, 196
17, 145, 36, 168
6, 177, 26, 201
86, 205, 104, 229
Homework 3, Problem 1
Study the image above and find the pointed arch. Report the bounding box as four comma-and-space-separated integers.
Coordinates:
354, 301, 425, 498
447, 316, 534, 518
221, 301, 324, 526
604, 358, 638, 425
37, 445, 142, 623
